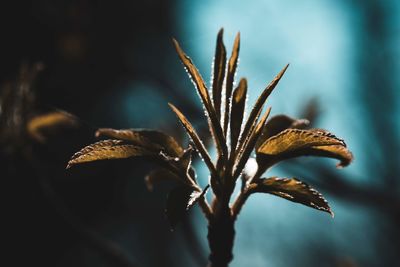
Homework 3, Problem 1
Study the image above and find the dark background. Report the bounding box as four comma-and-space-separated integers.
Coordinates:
2, 1, 399, 267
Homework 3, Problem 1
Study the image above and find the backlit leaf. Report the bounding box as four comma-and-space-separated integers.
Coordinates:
173, 39, 227, 159
212, 28, 227, 119
66, 140, 152, 169
250, 177, 333, 216
230, 78, 247, 152
257, 128, 345, 155
168, 103, 217, 177
299, 145, 353, 168
236, 65, 289, 160
255, 114, 309, 150
233, 107, 271, 179
223, 32, 240, 135
95, 128, 183, 157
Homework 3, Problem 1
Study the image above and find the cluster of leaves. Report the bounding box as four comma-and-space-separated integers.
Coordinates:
67, 29, 353, 229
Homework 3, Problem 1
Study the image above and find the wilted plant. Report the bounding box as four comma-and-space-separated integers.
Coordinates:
67, 29, 353, 267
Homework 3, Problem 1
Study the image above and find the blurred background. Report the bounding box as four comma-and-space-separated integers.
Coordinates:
1, 0, 399, 266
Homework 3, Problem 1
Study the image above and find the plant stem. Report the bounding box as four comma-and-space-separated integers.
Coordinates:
207, 196, 235, 267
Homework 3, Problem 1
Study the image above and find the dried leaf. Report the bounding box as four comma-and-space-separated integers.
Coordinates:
66, 140, 152, 169
223, 32, 240, 135
173, 39, 227, 159
212, 28, 227, 119
165, 185, 196, 230
145, 169, 181, 191
95, 128, 183, 157
230, 78, 247, 152
255, 114, 309, 150
236, 65, 289, 160
250, 177, 333, 216
168, 103, 217, 177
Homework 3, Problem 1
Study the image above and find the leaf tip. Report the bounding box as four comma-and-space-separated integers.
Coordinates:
217, 28, 224, 38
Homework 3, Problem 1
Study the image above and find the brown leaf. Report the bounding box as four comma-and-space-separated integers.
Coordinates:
212, 28, 227, 119
236, 64, 289, 161
168, 103, 217, 177
255, 114, 309, 150
299, 145, 353, 168
249, 177, 333, 216
27, 111, 78, 142
66, 140, 152, 169
257, 128, 345, 156
256, 128, 348, 174
165, 185, 197, 230
223, 32, 240, 135
95, 128, 184, 157
233, 107, 271, 179
173, 39, 227, 159
230, 78, 247, 152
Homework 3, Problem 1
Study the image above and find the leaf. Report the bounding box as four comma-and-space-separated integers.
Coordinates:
95, 128, 183, 157
66, 140, 152, 169
257, 128, 345, 156
168, 103, 217, 177
230, 78, 247, 152
250, 177, 333, 216
27, 111, 79, 142
236, 64, 289, 160
212, 28, 227, 119
256, 114, 309, 150
145, 169, 181, 191
165, 185, 196, 230
256, 129, 348, 173
298, 145, 353, 168
223, 32, 240, 135
233, 107, 271, 179
173, 39, 227, 159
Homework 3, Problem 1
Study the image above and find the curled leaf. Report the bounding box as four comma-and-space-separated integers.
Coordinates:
256, 114, 309, 150
95, 128, 183, 157
298, 145, 353, 168
66, 140, 152, 169
249, 177, 333, 216
212, 28, 227, 119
